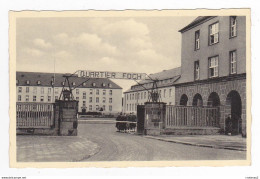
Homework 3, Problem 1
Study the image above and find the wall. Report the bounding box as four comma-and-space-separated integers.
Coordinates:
179, 16, 246, 84
175, 76, 246, 136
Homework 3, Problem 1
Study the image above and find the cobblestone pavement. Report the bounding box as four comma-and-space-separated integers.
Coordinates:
81, 123, 246, 161
16, 135, 99, 162
145, 135, 247, 151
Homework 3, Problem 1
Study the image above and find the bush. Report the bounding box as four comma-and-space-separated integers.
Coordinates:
115, 114, 137, 132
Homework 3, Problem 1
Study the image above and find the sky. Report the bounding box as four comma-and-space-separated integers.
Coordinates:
16, 16, 196, 92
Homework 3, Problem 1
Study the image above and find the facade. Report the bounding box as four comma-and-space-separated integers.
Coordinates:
176, 16, 246, 136
16, 71, 123, 114
123, 68, 181, 114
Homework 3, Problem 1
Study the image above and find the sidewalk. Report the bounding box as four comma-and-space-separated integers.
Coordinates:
17, 135, 100, 162
144, 135, 247, 151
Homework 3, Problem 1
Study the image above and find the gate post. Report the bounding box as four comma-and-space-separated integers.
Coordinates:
55, 100, 79, 136
144, 102, 166, 135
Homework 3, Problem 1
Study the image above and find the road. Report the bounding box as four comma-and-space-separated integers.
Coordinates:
78, 123, 246, 161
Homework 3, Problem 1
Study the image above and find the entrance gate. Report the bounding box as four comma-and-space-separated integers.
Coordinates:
136, 105, 145, 134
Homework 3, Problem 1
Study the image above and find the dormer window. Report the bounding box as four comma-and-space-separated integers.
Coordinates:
37, 80, 41, 85
108, 83, 112, 88
102, 83, 106, 87
26, 80, 30, 85
61, 82, 65, 86
92, 82, 96, 87
83, 82, 86, 86
51, 81, 54, 86
16, 80, 19, 85
72, 82, 76, 86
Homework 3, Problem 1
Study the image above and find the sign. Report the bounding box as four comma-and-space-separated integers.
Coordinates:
78, 70, 147, 80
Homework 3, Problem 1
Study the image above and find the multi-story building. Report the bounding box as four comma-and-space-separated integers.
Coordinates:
175, 16, 246, 136
123, 67, 181, 114
16, 71, 123, 114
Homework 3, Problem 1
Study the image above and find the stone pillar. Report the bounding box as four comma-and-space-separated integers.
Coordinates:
55, 100, 78, 136
144, 102, 166, 135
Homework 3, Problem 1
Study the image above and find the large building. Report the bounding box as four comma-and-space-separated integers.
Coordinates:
16, 71, 123, 114
123, 67, 181, 114
175, 16, 246, 136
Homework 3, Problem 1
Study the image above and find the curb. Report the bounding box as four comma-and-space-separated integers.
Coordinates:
144, 136, 246, 152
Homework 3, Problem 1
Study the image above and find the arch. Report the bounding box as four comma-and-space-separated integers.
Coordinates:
180, 94, 188, 106
207, 92, 220, 107
226, 90, 242, 135
192, 93, 203, 106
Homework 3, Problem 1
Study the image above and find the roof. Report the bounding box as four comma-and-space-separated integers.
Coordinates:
124, 67, 181, 93
179, 16, 216, 33
16, 71, 122, 89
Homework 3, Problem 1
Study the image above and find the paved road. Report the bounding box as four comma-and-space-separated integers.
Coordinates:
79, 123, 246, 161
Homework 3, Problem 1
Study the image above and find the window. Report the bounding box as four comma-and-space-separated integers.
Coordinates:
169, 89, 172, 97
26, 95, 29, 102
33, 87, 37, 94
230, 16, 237, 38
48, 96, 51, 102
103, 90, 106, 95
109, 105, 112, 111
76, 97, 79, 101
127, 104, 128, 111
40, 96, 44, 102
89, 97, 92, 103
37, 80, 41, 85
209, 22, 219, 45
108, 83, 112, 88
109, 90, 112, 95
76, 89, 79, 95
72, 82, 76, 86
230, 50, 237, 74
92, 82, 96, 87
41, 87, 44, 94
16, 80, 19, 85
144, 92, 146, 99
90, 89, 93, 95
26, 80, 30, 85
55, 88, 59, 94
102, 97, 106, 103
96, 89, 99, 95
18, 95, 21, 101
82, 82, 86, 86
18, 87, 22, 93
83, 101, 86, 107
164, 89, 166, 98
194, 60, 200, 80
96, 97, 99, 103
208, 56, 219, 78
195, 30, 200, 50
48, 88, 51, 94
61, 81, 65, 86
89, 105, 92, 111
102, 83, 106, 87
96, 105, 99, 111
55, 96, 58, 100
26, 87, 29, 93
83, 92, 86, 99
102, 105, 106, 111
109, 98, 112, 103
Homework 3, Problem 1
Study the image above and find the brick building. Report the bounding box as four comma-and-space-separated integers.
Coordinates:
123, 67, 181, 114
16, 71, 123, 114
175, 16, 247, 136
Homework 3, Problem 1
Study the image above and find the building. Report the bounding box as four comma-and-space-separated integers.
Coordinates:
123, 67, 181, 114
175, 16, 246, 136
16, 71, 123, 114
